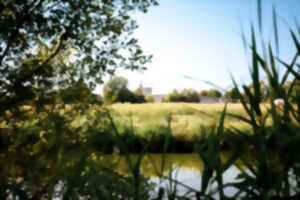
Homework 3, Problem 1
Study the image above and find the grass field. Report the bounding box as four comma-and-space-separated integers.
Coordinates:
108, 102, 264, 139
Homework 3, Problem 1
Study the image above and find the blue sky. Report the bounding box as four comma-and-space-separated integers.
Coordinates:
98, 0, 300, 95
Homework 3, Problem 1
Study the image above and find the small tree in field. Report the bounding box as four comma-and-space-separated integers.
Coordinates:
133, 87, 146, 103
207, 89, 222, 98
181, 88, 199, 102
162, 89, 181, 102
199, 90, 208, 97
103, 76, 134, 104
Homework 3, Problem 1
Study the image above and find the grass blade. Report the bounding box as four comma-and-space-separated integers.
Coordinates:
272, 5, 279, 55
278, 57, 300, 80
257, 0, 262, 33
240, 23, 248, 55
279, 53, 299, 85
268, 42, 278, 84
291, 29, 300, 54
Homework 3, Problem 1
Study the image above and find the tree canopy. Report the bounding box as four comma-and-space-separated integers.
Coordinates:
103, 76, 132, 103
0, 0, 157, 112
206, 89, 222, 98
181, 88, 199, 102
199, 90, 208, 97
103, 76, 147, 104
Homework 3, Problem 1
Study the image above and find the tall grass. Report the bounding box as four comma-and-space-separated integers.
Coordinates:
191, 3, 300, 199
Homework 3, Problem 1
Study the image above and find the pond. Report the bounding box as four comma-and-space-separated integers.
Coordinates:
101, 153, 242, 199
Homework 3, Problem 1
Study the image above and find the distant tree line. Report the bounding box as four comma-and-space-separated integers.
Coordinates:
102, 76, 300, 104
162, 89, 199, 102
13, 76, 298, 105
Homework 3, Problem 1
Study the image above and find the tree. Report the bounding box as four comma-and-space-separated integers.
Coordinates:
207, 89, 222, 97
162, 89, 199, 103
59, 79, 100, 104
181, 88, 199, 102
0, 0, 157, 113
103, 76, 133, 104
199, 90, 208, 97
162, 89, 181, 102
0, 0, 157, 198
133, 87, 146, 103
145, 95, 154, 103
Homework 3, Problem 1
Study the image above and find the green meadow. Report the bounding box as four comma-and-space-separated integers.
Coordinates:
109, 102, 263, 138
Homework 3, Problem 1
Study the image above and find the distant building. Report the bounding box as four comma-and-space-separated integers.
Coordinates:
199, 97, 237, 103
153, 94, 165, 102
139, 84, 152, 95
218, 97, 237, 103
199, 97, 220, 103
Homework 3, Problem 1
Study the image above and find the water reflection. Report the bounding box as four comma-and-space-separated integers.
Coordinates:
101, 153, 238, 177
100, 153, 240, 198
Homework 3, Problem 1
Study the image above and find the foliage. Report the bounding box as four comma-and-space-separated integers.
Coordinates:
133, 87, 146, 103
240, 80, 270, 102
224, 87, 239, 99
162, 89, 181, 102
0, 0, 156, 113
163, 89, 199, 103
0, 107, 154, 199
0, 0, 158, 199
145, 95, 155, 103
103, 76, 132, 104
103, 77, 147, 104
181, 88, 199, 102
58, 79, 100, 104
206, 89, 222, 98
199, 90, 208, 97
284, 78, 300, 103
1, 0, 300, 199
192, 3, 300, 199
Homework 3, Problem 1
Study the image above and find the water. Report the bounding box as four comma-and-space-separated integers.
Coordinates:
102, 153, 242, 199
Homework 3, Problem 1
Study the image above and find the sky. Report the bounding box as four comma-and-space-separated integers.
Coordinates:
97, 0, 300, 95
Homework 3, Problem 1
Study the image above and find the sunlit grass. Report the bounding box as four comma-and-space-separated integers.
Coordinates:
108, 102, 262, 137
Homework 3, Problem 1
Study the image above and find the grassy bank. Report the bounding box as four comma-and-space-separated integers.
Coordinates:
42, 102, 271, 153
0, 102, 272, 153
77, 102, 268, 153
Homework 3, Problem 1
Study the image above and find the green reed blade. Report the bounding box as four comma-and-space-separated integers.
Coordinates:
291, 29, 300, 54
272, 5, 279, 56
257, 0, 262, 33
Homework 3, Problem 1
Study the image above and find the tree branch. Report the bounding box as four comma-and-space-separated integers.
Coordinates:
0, 0, 42, 66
